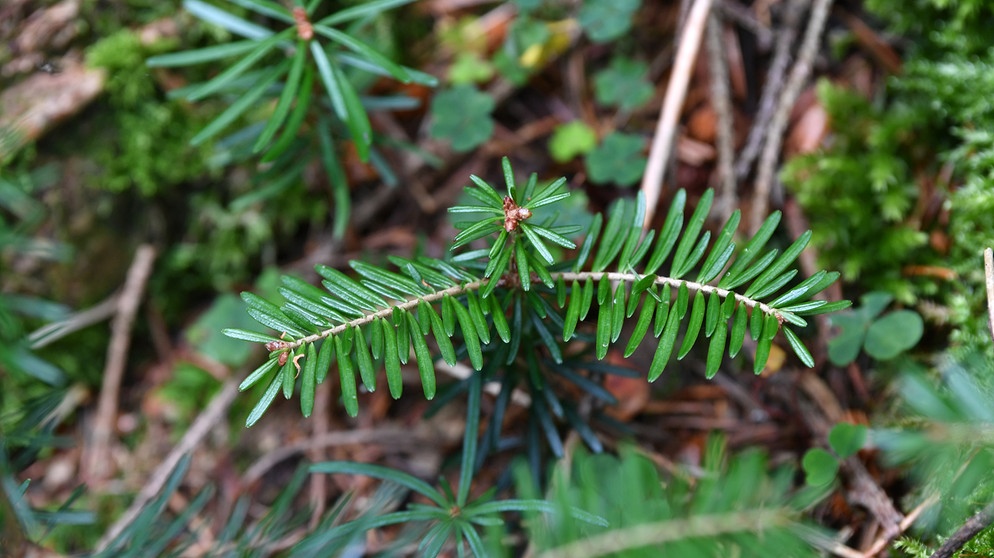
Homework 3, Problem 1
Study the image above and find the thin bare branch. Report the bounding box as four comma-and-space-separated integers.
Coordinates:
641, 0, 714, 229
750, 0, 834, 234
85, 244, 156, 482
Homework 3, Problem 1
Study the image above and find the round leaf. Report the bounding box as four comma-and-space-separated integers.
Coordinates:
802, 448, 839, 487
549, 121, 597, 162
828, 423, 867, 459
864, 310, 923, 360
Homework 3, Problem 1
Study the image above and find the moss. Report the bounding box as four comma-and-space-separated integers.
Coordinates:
83, 29, 213, 196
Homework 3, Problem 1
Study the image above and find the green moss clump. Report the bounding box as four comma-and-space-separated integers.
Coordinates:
783, 5, 994, 359
84, 30, 213, 196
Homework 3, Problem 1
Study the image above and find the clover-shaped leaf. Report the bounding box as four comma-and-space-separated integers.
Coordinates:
585, 132, 646, 187
594, 57, 654, 111
802, 448, 839, 487
827, 291, 923, 365
865, 310, 923, 360
578, 0, 641, 43
430, 85, 495, 152
550, 121, 597, 162
449, 52, 495, 85
828, 423, 867, 459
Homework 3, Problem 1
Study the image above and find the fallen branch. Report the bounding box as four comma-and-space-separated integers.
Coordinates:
84, 244, 156, 482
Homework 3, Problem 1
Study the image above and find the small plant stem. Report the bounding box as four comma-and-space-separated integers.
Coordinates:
552, 271, 779, 317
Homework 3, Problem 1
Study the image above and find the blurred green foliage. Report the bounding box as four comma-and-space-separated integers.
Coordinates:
585, 132, 646, 186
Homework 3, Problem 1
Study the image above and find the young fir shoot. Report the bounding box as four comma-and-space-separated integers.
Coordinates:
224, 157, 849, 426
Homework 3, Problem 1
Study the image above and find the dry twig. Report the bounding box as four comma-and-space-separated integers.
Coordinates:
734, 0, 805, 181
640, 0, 714, 228
750, 0, 834, 233
96, 378, 240, 551
85, 244, 156, 482
930, 501, 994, 558
705, 12, 737, 222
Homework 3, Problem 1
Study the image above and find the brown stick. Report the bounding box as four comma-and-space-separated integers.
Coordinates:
705, 12, 737, 223
734, 0, 805, 181
930, 502, 994, 558
750, 0, 834, 234
95, 378, 240, 551
640, 0, 714, 229
84, 244, 156, 482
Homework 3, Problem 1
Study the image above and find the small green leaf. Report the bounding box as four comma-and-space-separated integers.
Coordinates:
147, 40, 258, 67
704, 290, 721, 337
729, 303, 747, 358
301, 343, 317, 417
254, 41, 307, 153
677, 291, 705, 359
865, 310, 923, 360
489, 294, 511, 343
596, 290, 613, 360
240, 357, 280, 392
644, 189, 686, 274
381, 319, 403, 399
593, 57, 653, 111
610, 282, 626, 343
515, 240, 531, 291
191, 62, 286, 145
453, 302, 484, 370
564, 280, 582, 341
353, 326, 376, 392
827, 312, 869, 366
580, 278, 594, 320
282, 351, 296, 398
783, 327, 815, 368
223, 328, 280, 344
466, 291, 492, 344
648, 301, 680, 381
671, 189, 713, 278
578, 0, 641, 43
828, 423, 867, 459
408, 312, 436, 399
720, 211, 780, 288
624, 297, 655, 357
704, 318, 726, 379
316, 337, 334, 383
586, 132, 646, 187
802, 448, 839, 487
430, 85, 495, 152
335, 336, 358, 416
449, 51, 495, 84
428, 309, 457, 365
246, 368, 284, 427
185, 0, 273, 39
550, 121, 597, 162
